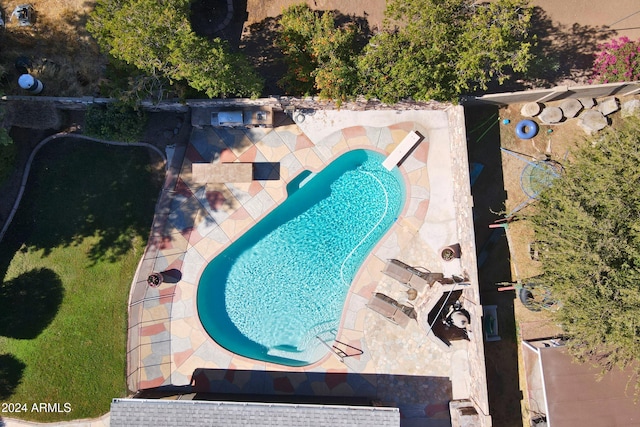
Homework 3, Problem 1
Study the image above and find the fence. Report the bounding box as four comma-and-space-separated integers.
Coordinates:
462, 81, 640, 106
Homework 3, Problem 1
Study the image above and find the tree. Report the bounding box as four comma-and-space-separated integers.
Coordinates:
591, 37, 640, 83
87, 0, 263, 99
529, 118, 640, 395
358, 0, 534, 103
276, 4, 361, 101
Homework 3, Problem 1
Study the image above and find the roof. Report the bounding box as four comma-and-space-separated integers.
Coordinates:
523, 342, 639, 427
110, 398, 400, 427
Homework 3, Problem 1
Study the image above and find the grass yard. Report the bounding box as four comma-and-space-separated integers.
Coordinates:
0, 138, 163, 421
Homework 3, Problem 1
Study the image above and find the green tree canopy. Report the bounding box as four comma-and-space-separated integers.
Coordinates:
530, 118, 640, 394
276, 4, 361, 101
358, 0, 534, 103
88, 0, 263, 98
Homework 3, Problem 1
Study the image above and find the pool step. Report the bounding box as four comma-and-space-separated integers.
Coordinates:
266, 323, 338, 363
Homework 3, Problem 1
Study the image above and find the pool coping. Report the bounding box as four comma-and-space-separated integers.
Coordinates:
126, 105, 491, 424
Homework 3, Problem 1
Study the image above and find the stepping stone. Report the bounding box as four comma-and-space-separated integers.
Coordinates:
579, 98, 595, 109
597, 97, 619, 116
559, 99, 582, 118
578, 110, 608, 135
520, 102, 542, 117
621, 99, 640, 118
538, 106, 563, 124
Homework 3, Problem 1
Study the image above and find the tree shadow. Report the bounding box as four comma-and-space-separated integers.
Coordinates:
240, 17, 285, 95
465, 105, 523, 426
190, 0, 248, 46
0, 354, 26, 400
4, 137, 162, 264
528, 7, 617, 87
0, 268, 64, 339
135, 369, 454, 423
483, 7, 617, 94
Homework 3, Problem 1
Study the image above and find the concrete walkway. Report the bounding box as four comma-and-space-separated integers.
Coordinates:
2, 414, 110, 427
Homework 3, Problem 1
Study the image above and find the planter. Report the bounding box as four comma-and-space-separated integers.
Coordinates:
147, 273, 163, 288
441, 244, 461, 261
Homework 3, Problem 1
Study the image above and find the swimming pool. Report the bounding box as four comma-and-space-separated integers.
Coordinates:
197, 149, 405, 366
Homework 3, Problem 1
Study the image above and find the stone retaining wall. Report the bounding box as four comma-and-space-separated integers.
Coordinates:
2, 95, 451, 113
447, 105, 493, 426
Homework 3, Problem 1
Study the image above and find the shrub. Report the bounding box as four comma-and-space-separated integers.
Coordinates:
83, 103, 147, 142
276, 4, 361, 102
591, 37, 640, 83
530, 117, 640, 396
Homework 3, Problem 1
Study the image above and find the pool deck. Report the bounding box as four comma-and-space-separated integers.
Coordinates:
127, 105, 490, 425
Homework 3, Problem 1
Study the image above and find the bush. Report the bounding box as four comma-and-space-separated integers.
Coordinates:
83, 103, 147, 142
276, 4, 361, 101
591, 37, 640, 83
0, 127, 12, 147
88, 0, 263, 99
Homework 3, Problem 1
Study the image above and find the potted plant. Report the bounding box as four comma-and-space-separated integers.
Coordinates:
147, 272, 163, 288
441, 244, 461, 261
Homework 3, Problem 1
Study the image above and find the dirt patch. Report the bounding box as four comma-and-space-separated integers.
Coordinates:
493, 95, 640, 426
0, 0, 104, 97
245, 0, 386, 31
141, 111, 192, 152
498, 96, 635, 263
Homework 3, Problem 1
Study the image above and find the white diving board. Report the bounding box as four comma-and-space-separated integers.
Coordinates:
382, 130, 424, 171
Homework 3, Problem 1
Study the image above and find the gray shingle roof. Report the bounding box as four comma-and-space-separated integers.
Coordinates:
110, 398, 400, 427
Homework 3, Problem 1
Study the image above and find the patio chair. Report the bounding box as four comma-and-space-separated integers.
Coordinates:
366, 292, 416, 328
382, 259, 444, 292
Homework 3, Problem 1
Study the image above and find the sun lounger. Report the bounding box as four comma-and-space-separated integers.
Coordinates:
382, 259, 444, 292
366, 292, 417, 328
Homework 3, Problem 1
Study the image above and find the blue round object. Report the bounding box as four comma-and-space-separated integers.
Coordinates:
515, 120, 538, 139
502, 119, 511, 125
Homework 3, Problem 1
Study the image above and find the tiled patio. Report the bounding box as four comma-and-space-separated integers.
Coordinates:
127, 106, 489, 425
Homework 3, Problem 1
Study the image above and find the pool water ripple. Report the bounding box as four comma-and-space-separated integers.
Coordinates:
197, 149, 405, 365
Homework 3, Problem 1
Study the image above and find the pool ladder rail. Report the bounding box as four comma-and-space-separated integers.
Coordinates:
315, 329, 363, 363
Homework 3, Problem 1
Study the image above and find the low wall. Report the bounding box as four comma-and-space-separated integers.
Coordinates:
447, 105, 493, 427
1, 95, 450, 113
463, 81, 640, 106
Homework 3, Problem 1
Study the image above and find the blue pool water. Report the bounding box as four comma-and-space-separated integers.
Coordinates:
197, 149, 405, 366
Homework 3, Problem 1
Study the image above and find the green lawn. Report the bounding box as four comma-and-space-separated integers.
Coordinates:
0, 142, 17, 186
0, 138, 162, 421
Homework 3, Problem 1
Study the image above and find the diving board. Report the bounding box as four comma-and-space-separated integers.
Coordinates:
192, 162, 253, 183
382, 130, 424, 170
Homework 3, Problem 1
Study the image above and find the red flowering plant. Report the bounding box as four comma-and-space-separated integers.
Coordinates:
591, 36, 640, 83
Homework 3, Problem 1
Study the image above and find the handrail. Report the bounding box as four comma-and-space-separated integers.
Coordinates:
315, 335, 344, 363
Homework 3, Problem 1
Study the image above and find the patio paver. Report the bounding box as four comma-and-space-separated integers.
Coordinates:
127, 107, 489, 425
